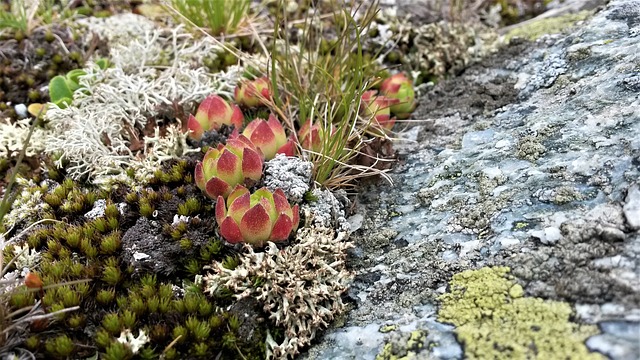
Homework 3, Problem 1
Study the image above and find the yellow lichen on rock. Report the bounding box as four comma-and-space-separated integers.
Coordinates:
438, 266, 603, 360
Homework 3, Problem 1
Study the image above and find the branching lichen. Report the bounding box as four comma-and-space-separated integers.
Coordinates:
0, 118, 47, 159
43, 15, 243, 184
204, 226, 354, 359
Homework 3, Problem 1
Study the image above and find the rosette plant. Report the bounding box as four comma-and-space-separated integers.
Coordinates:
187, 95, 244, 140
234, 77, 272, 107
195, 135, 263, 199
361, 90, 398, 130
297, 121, 337, 153
215, 186, 300, 247
241, 114, 295, 160
380, 73, 416, 119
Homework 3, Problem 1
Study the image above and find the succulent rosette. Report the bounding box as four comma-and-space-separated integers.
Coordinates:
215, 186, 300, 247
298, 121, 326, 153
234, 77, 272, 107
380, 73, 416, 119
241, 114, 295, 160
194, 135, 263, 199
187, 95, 244, 140
361, 90, 398, 130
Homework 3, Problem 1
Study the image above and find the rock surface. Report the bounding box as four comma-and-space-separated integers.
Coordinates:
303, 0, 640, 359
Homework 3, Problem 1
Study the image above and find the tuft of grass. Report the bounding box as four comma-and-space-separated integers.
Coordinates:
0, 0, 70, 37
0, 0, 28, 35
265, 0, 393, 189
167, 0, 252, 36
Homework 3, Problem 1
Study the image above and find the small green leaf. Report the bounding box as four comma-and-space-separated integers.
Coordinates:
65, 69, 87, 91
95, 58, 110, 70
49, 76, 74, 106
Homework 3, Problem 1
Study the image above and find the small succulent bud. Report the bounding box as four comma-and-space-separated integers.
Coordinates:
215, 185, 299, 247
187, 95, 244, 140
298, 121, 336, 153
25, 272, 43, 289
194, 135, 264, 199
241, 114, 295, 160
380, 72, 416, 119
234, 77, 272, 107
361, 90, 397, 130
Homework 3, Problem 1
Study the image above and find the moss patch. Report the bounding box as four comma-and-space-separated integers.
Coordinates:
504, 11, 593, 42
438, 267, 603, 360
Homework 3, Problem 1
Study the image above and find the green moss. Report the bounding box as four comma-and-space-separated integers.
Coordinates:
438, 267, 603, 360
504, 11, 593, 42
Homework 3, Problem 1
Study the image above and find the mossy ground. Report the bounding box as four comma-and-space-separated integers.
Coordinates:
1, 160, 276, 359
438, 267, 603, 360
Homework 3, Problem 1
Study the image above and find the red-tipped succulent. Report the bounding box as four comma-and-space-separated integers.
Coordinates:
215, 186, 300, 247
194, 135, 263, 199
298, 121, 329, 153
241, 114, 295, 160
187, 95, 244, 140
361, 90, 398, 131
380, 73, 416, 119
234, 77, 272, 107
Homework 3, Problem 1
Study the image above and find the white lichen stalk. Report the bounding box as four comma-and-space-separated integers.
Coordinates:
204, 227, 354, 359
0, 118, 47, 159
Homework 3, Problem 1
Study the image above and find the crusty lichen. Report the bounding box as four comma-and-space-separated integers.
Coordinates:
376, 329, 429, 360
438, 266, 603, 360
203, 226, 353, 359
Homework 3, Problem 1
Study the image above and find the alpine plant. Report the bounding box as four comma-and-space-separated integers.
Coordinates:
234, 77, 272, 107
361, 90, 397, 131
297, 121, 336, 153
188, 95, 244, 140
215, 186, 300, 247
241, 114, 295, 160
380, 72, 416, 119
194, 135, 263, 199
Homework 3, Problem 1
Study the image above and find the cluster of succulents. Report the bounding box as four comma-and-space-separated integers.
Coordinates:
361, 72, 417, 131
0, 3, 426, 359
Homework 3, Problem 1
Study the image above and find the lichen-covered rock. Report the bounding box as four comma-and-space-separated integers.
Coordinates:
304, 1, 640, 359
438, 267, 603, 359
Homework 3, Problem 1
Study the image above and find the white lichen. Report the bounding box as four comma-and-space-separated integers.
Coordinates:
301, 188, 351, 232
0, 118, 47, 159
204, 226, 353, 359
2, 179, 51, 229
42, 15, 243, 185
264, 154, 313, 203
116, 329, 149, 354
11, 244, 41, 271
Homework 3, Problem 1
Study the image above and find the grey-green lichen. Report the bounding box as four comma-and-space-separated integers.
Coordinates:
504, 11, 593, 42
438, 266, 604, 360
516, 135, 546, 161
